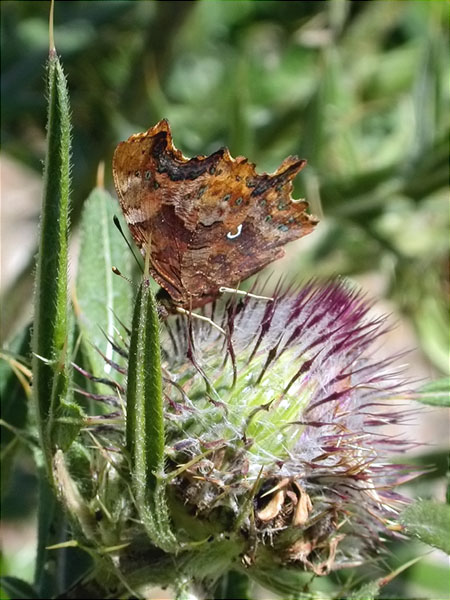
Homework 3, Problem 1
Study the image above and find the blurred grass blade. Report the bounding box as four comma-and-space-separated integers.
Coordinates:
127, 280, 176, 552
417, 378, 450, 407
400, 499, 450, 554
75, 188, 132, 390
0, 325, 32, 492
31, 45, 72, 473
348, 556, 422, 600
0, 577, 40, 600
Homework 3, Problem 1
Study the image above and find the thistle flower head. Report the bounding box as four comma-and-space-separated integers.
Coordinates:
69, 279, 418, 596
160, 281, 416, 569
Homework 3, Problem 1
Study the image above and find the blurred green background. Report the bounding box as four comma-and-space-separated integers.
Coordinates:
1, 1, 449, 598
2, 0, 449, 370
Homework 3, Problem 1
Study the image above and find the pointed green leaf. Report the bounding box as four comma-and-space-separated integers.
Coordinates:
50, 398, 85, 451
214, 570, 253, 600
75, 188, 132, 388
249, 566, 325, 599
400, 500, 450, 554
127, 280, 176, 552
127, 281, 164, 489
32, 49, 72, 474
348, 580, 380, 600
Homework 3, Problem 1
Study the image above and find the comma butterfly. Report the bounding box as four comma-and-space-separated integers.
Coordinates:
113, 119, 318, 309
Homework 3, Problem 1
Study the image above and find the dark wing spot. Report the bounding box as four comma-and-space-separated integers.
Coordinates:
250, 176, 272, 197
151, 132, 225, 181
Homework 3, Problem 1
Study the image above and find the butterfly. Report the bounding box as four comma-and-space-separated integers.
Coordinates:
113, 119, 318, 310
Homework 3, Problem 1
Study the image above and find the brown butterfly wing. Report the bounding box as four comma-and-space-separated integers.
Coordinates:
113, 120, 208, 303
180, 158, 317, 306
113, 119, 318, 308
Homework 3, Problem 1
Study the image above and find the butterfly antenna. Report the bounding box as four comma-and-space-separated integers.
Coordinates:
175, 307, 226, 336
111, 266, 133, 285
113, 215, 143, 273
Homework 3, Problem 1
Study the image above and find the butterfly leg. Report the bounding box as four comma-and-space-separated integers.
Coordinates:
219, 286, 274, 302
175, 307, 226, 335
